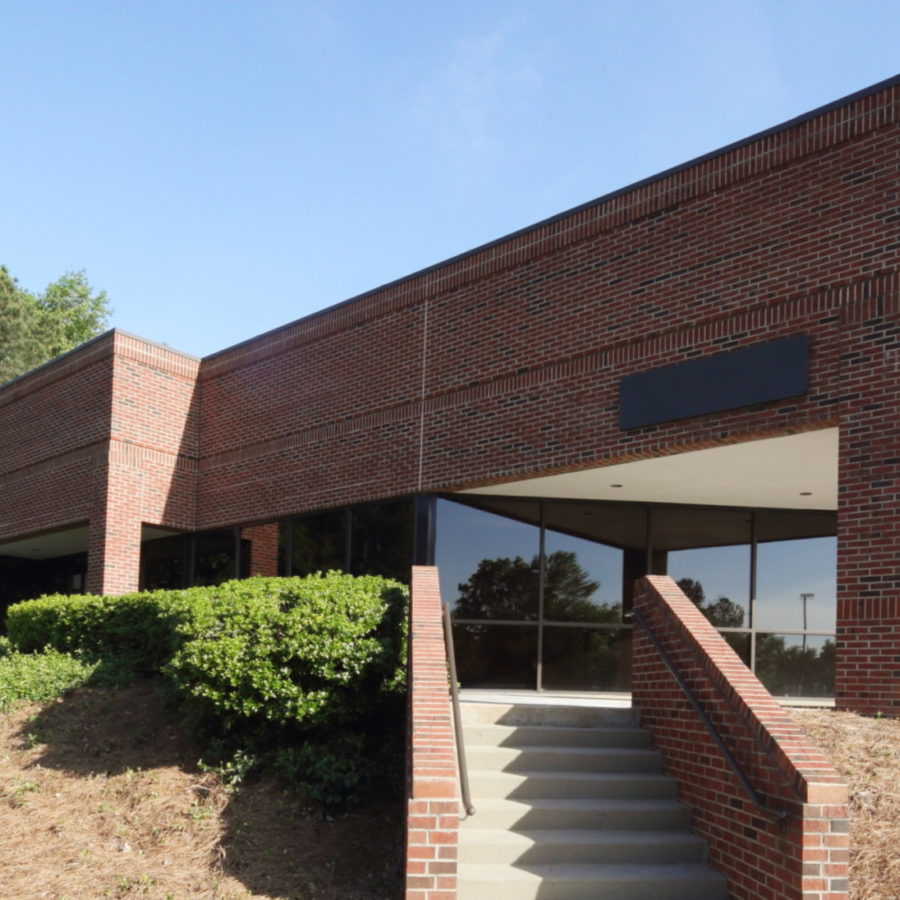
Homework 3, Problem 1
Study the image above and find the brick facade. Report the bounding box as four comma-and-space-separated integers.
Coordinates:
0, 76, 898, 713
632, 575, 849, 899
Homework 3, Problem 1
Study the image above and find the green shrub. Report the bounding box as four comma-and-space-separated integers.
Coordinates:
0, 647, 98, 712
4, 573, 409, 807
5, 589, 203, 676
164, 573, 408, 735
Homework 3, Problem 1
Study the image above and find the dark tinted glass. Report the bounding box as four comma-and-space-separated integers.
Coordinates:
452, 623, 538, 689
437, 499, 540, 620
541, 626, 631, 691
350, 498, 414, 582
287, 510, 347, 576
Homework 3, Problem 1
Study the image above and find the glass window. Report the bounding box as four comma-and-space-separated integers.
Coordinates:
543, 526, 623, 623
350, 498, 414, 582
193, 530, 247, 586
755, 536, 836, 632
542, 626, 631, 691
437, 499, 540, 621
754, 633, 836, 698
667, 544, 750, 629
452, 623, 538, 688
284, 510, 347, 576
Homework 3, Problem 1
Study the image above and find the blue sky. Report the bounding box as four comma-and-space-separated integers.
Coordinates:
2, 1, 898, 358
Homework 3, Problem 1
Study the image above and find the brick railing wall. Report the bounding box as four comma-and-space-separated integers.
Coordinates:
633, 575, 849, 900
405, 566, 459, 899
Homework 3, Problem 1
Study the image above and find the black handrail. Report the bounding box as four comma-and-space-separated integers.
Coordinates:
442, 603, 475, 816
627, 607, 787, 825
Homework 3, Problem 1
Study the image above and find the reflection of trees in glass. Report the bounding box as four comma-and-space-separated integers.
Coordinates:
675, 577, 745, 628
454, 555, 539, 620
453, 551, 620, 622
755, 635, 835, 697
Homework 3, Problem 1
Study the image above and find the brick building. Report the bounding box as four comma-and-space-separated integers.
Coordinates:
1, 74, 898, 715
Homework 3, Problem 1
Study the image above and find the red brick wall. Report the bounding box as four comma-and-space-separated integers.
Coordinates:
1, 80, 899, 710
835, 286, 900, 714
0, 334, 115, 545
633, 576, 849, 900
405, 566, 458, 899
245, 523, 279, 576
195, 81, 897, 521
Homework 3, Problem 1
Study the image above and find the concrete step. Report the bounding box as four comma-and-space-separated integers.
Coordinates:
467, 769, 677, 800
463, 722, 653, 749
458, 828, 710, 865
455, 703, 727, 899
456, 862, 728, 900
459, 701, 637, 728
464, 797, 693, 832
465, 743, 664, 773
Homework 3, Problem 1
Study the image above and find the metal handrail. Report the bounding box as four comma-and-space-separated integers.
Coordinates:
442, 603, 475, 816
627, 607, 788, 825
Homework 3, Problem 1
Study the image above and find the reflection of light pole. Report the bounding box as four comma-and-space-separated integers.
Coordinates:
800, 593, 814, 651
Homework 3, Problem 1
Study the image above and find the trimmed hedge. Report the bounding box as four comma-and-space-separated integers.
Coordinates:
164, 574, 408, 734
4, 573, 409, 806
5, 588, 202, 676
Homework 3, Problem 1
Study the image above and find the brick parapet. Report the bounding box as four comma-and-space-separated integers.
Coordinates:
633, 575, 849, 899
201, 79, 898, 381
406, 566, 459, 899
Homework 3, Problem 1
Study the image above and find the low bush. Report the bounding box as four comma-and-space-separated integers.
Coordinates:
5, 589, 204, 677
164, 574, 407, 735
5, 573, 409, 807
165, 573, 408, 807
0, 646, 98, 712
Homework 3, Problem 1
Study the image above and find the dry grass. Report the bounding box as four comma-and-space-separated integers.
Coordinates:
0, 680, 402, 899
791, 707, 900, 900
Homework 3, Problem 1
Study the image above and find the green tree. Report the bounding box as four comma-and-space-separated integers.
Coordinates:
0, 266, 111, 384
454, 550, 619, 623
675, 576, 745, 628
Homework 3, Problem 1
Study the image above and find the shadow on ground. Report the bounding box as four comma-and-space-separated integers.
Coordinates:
10, 679, 403, 899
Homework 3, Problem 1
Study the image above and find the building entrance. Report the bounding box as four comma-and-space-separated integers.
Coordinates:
436, 496, 837, 698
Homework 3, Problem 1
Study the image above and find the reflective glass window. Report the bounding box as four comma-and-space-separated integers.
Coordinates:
667, 544, 750, 629
452, 623, 538, 688
437, 499, 540, 621
754, 633, 836, 698
755, 536, 836, 632
543, 527, 623, 623
541, 626, 631, 691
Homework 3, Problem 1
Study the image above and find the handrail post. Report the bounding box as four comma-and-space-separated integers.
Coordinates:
443, 603, 475, 816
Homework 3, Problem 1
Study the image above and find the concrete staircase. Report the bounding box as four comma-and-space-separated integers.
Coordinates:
457, 702, 728, 900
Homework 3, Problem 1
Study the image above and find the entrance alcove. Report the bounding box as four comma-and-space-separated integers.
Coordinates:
437, 429, 839, 699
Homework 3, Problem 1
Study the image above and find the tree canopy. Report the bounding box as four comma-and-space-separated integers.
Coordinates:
453, 550, 620, 623
0, 266, 111, 384
675, 576, 745, 628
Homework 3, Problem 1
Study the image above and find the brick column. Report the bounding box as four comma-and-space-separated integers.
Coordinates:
836, 275, 900, 714
245, 523, 280, 576
405, 566, 459, 899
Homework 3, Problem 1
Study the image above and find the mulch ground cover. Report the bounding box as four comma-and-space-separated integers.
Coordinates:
0, 679, 402, 899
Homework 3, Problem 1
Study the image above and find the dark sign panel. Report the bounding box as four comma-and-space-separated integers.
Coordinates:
619, 334, 809, 429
